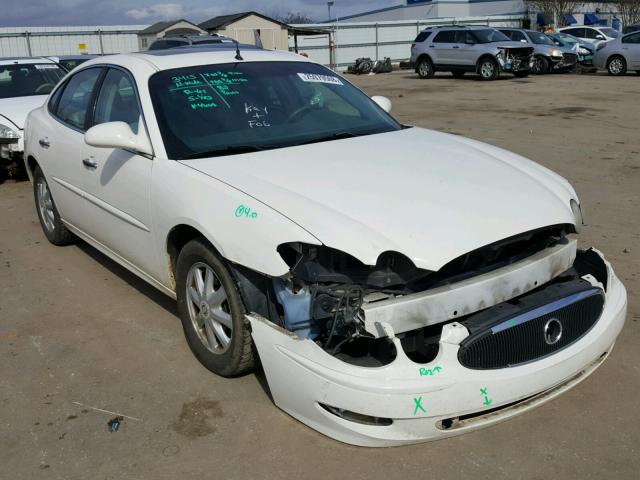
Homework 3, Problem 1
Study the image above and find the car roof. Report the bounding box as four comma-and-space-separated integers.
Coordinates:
79, 48, 312, 74
0, 56, 59, 66
420, 25, 497, 32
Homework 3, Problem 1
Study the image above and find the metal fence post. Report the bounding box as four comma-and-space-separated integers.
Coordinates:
98, 29, 104, 55
25, 31, 32, 56
375, 23, 379, 61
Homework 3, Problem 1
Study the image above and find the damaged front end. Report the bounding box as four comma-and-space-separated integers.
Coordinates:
242, 225, 627, 446
496, 47, 534, 73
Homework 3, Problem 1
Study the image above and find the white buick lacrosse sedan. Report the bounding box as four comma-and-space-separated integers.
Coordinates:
23, 45, 626, 447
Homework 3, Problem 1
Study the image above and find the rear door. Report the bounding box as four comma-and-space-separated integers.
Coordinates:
622, 32, 640, 68
430, 30, 456, 66
79, 67, 156, 274
41, 66, 105, 228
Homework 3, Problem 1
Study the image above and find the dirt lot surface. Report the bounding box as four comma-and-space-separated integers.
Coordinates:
1, 70, 639, 479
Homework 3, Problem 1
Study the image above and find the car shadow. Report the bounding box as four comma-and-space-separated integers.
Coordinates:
76, 241, 177, 316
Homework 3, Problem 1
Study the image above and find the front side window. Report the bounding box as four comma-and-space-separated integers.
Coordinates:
584, 28, 599, 39
622, 32, 640, 44
149, 61, 401, 159
94, 68, 141, 133
53, 67, 103, 130
0, 63, 65, 99
471, 29, 510, 44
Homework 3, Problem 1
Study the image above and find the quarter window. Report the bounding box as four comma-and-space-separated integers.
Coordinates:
54, 67, 103, 130
93, 69, 141, 133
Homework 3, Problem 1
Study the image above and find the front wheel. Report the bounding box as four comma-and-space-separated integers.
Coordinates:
176, 238, 255, 377
33, 166, 74, 245
478, 58, 499, 81
531, 56, 550, 75
607, 56, 627, 76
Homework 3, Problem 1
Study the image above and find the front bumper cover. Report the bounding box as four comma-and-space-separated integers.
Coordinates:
248, 251, 626, 447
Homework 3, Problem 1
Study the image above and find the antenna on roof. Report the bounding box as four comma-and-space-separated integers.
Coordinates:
232, 39, 244, 61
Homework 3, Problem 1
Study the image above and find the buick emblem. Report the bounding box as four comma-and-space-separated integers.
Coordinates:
544, 318, 563, 345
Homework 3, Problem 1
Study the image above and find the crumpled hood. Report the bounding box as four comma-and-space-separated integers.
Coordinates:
181, 128, 577, 271
0, 95, 48, 130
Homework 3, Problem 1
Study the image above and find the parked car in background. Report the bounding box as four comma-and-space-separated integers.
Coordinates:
622, 24, 640, 35
23, 47, 626, 446
0, 57, 66, 178
148, 34, 233, 50
47, 55, 97, 72
410, 26, 533, 80
499, 28, 578, 74
594, 31, 640, 75
547, 32, 595, 66
559, 26, 620, 45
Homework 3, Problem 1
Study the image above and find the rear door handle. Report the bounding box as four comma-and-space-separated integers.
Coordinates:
453, 45, 460, 49
82, 158, 98, 169
39, 138, 50, 148
429, 45, 435, 48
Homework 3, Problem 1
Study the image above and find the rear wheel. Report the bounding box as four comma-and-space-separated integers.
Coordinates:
607, 56, 627, 76
478, 58, 499, 81
417, 58, 435, 79
176, 238, 255, 377
531, 56, 550, 74
33, 166, 74, 246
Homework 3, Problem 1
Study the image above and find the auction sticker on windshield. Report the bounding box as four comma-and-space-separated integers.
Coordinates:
297, 73, 343, 85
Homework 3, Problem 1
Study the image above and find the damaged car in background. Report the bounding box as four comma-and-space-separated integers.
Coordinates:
24, 46, 627, 447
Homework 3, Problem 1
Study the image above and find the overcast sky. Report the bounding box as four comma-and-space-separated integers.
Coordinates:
4, 1, 402, 26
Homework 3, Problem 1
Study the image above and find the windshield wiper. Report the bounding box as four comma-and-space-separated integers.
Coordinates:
183, 144, 269, 159
296, 131, 365, 147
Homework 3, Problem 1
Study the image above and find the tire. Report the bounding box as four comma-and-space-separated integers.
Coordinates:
451, 70, 465, 78
33, 166, 75, 246
513, 70, 530, 78
417, 58, 435, 79
531, 56, 550, 75
176, 237, 254, 377
607, 56, 627, 76
478, 58, 499, 81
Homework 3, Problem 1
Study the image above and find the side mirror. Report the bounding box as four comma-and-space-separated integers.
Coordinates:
85, 121, 153, 156
371, 95, 392, 113
596, 35, 605, 40
521, 39, 528, 43
465, 39, 476, 45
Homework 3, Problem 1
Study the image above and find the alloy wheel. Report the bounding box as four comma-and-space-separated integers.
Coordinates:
36, 177, 55, 233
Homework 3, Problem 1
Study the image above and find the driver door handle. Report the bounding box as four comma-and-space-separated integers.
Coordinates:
82, 158, 98, 169
452, 45, 460, 49
39, 138, 50, 148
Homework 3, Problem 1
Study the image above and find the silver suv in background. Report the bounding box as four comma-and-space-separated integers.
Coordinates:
499, 29, 578, 74
410, 26, 533, 80
594, 31, 640, 75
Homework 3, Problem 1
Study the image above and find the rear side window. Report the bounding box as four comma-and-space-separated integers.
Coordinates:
622, 32, 640, 44
433, 31, 455, 43
53, 67, 103, 130
414, 31, 432, 43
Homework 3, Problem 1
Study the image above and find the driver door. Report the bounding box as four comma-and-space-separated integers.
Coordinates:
79, 67, 157, 275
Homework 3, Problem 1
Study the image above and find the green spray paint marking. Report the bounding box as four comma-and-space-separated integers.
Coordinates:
235, 205, 258, 219
419, 365, 442, 377
413, 397, 426, 416
480, 387, 493, 406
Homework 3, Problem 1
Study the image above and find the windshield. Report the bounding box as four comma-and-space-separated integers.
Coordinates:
149, 61, 401, 160
0, 63, 65, 99
600, 28, 620, 38
528, 32, 555, 45
471, 29, 510, 43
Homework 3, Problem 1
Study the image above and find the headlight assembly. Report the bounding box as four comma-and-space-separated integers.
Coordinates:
551, 49, 564, 58
571, 199, 584, 233
0, 123, 19, 143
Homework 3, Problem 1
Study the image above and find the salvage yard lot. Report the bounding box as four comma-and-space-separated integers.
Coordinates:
1, 70, 639, 479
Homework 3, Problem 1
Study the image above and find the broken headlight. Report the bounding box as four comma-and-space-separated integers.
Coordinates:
571, 199, 584, 233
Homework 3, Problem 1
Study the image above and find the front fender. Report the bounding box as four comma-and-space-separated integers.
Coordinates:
151, 159, 321, 287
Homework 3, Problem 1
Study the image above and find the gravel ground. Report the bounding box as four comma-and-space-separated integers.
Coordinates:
1, 69, 639, 479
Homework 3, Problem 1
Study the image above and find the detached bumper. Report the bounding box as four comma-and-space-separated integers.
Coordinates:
249, 253, 626, 447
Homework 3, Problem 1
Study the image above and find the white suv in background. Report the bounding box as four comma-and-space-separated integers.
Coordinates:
559, 26, 620, 45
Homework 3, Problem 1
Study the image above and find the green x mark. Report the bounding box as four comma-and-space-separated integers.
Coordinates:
413, 397, 426, 416
480, 387, 488, 396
